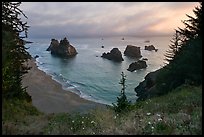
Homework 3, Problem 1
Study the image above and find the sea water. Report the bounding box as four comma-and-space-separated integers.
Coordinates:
24, 36, 171, 105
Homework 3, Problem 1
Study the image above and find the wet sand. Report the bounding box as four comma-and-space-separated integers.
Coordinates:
22, 58, 106, 114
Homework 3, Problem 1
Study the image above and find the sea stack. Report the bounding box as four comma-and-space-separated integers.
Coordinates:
127, 60, 147, 72
47, 37, 77, 57
101, 48, 124, 62
124, 45, 142, 58
144, 45, 158, 52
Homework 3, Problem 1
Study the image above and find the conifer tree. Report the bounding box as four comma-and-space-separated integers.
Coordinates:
165, 30, 182, 63
113, 72, 131, 113
2, 2, 31, 101
156, 2, 202, 93
178, 2, 202, 40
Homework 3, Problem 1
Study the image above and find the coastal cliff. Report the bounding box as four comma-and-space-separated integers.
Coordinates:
135, 68, 162, 101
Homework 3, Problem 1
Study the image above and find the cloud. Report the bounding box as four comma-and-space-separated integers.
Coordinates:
20, 2, 199, 38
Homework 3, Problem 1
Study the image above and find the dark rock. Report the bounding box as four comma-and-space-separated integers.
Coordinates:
46, 39, 59, 51
101, 45, 104, 48
34, 55, 39, 58
127, 60, 147, 72
101, 48, 124, 62
144, 40, 150, 43
47, 37, 77, 57
23, 40, 33, 45
145, 45, 158, 51
124, 45, 142, 58
141, 58, 148, 61
135, 68, 162, 101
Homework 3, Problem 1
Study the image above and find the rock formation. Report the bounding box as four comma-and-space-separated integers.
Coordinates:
46, 37, 77, 57
141, 58, 148, 61
127, 60, 147, 72
135, 69, 162, 101
124, 45, 142, 58
145, 45, 158, 51
101, 48, 124, 62
34, 55, 39, 59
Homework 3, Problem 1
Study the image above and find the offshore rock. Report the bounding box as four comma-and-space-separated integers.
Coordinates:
124, 45, 142, 58
101, 48, 124, 62
127, 60, 147, 72
47, 37, 77, 57
145, 45, 158, 51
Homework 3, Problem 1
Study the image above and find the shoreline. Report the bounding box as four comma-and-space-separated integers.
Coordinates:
22, 58, 106, 114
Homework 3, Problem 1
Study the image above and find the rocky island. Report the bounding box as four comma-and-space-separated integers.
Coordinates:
144, 45, 158, 52
101, 48, 124, 62
127, 60, 147, 72
124, 45, 142, 58
47, 37, 77, 57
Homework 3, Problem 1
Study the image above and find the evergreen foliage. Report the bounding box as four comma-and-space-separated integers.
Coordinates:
165, 30, 182, 63
156, 2, 202, 93
112, 72, 131, 113
2, 2, 31, 101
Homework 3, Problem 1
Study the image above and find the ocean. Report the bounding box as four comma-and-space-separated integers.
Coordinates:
24, 36, 171, 106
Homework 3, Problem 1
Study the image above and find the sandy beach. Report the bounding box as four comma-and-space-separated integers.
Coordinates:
22, 58, 106, 114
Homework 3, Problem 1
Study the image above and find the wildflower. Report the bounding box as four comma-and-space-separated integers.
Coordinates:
148, 122, 151, 125
151, 126, 154, 129
146, 112, 151, 116
92, 132, 95, 135
82, 127, 85, 130
158, 118, 162, 121
91, 121, 95, 124
114, 116, 117, 119
82, 121, 84, 124
71, 127, 73, 130
72, 120, 74, 123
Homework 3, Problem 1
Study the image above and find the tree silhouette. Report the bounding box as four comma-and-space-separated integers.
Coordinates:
155, 2, 202, 95
165, 30, 182, 64
2, 2, 31, 101
178, 2, 202, 40
113, 72, 131, 113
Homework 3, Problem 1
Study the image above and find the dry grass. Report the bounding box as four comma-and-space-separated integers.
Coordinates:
2, 84, 202, 135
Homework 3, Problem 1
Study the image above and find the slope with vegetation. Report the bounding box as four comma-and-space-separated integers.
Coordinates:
2, 84, 202, 135
135, 2, 202, 100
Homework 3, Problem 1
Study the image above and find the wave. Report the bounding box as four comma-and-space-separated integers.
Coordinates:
34, 65, 110, 105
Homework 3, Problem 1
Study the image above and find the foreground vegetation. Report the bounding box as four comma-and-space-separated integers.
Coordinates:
2, 84, 202, 135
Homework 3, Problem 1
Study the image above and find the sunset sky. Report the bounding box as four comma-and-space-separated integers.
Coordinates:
20, 2, 199, 38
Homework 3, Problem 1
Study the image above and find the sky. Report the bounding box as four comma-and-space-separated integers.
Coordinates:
20, 2, 200, 38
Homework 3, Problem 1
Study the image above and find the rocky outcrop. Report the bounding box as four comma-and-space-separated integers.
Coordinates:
127, 60, 147, 72
145, 45, 158, 51
34, 55, 39, 59
124, 45, 142, 58
47, 37, 77, 57
135, 68, 162, 101
101, 48, 124, 62
141, 58, 148, 61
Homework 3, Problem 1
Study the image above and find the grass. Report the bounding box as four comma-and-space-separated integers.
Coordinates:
2, 84, 202, 135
